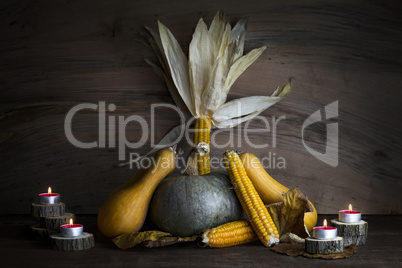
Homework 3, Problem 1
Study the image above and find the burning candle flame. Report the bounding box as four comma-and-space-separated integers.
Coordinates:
349, 204, 352, 213
323, 219, 327, 229
48, 187, 52, 196
70, 218, 73, 227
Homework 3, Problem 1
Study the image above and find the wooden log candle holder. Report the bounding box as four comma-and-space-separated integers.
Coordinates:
31, 191, 94, 250
31, 202, 65, 217
331, 219, 368, 246
305, 236, 344, 254
50, 232, 95, 251
30, 224, 58, 242
39, 212, 75, 230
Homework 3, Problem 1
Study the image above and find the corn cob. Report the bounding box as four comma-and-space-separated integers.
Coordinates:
194, 116, 212, 175
224, 151, 279, 247
202, 220, 258, 248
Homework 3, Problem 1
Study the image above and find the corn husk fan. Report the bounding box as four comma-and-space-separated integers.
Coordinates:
145, 11, 291, 175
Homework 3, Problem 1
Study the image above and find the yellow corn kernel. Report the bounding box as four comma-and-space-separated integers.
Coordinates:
202, 220, 258, 248
194, 116, 200, 145
194, 117, 211, 175
224, 151, 279, 247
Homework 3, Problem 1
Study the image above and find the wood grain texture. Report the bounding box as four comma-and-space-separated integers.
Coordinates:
40, 212, 75, 230
331, 219, 368, 246
31, 203, 65, 217
1, 215, 401, 266
30, 223, 57, 242
305, 236, 344, 254
0, 0, 401, 214
50, 232, 95, 251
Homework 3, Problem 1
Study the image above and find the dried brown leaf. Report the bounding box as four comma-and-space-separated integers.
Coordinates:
270, 242, 305, 257
266, 188, 312, 238
112, 230, 171, 249
280, 233, 305, 244
143, 235, 197, 248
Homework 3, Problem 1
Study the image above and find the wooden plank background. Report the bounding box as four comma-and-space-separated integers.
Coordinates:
0, 0, 401, 214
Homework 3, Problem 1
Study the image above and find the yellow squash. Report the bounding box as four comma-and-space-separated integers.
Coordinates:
240, 153, 317, 232
97, 148, 176, 238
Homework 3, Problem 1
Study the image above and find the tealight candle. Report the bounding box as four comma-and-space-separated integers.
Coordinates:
306, 220, 344, 254
313, 219, 337, 239
39, 187, 60, 204
60, 219, 83, 237
339, 204, 361, 223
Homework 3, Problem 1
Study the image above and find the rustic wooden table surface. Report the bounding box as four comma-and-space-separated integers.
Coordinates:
1, 214, 401, 267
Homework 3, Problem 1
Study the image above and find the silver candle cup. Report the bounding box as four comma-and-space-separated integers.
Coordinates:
339, 211, 361, 222
60, 224, 83, 237
39, 194, 60, 204
313, 227, 337, 239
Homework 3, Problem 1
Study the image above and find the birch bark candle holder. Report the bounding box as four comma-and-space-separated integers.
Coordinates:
305, 219, 344, 254
331, 204, 368, 246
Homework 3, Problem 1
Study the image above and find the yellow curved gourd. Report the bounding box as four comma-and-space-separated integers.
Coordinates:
97, 148, 176, 238
240, 153, 317, 232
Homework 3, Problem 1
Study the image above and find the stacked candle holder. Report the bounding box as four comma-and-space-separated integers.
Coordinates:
305, 219, 344, 254
331, 204, 368, 246
31, 187, 95, 251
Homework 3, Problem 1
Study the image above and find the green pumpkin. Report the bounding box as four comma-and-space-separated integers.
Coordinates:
149, 173, 244, 237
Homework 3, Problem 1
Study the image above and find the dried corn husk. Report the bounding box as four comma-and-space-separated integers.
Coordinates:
146, 11, 291, 129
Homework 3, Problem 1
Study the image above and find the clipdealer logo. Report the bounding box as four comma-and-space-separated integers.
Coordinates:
302, 101, 339, 167
64, 102, 286, 165
64, 100, 339, 168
